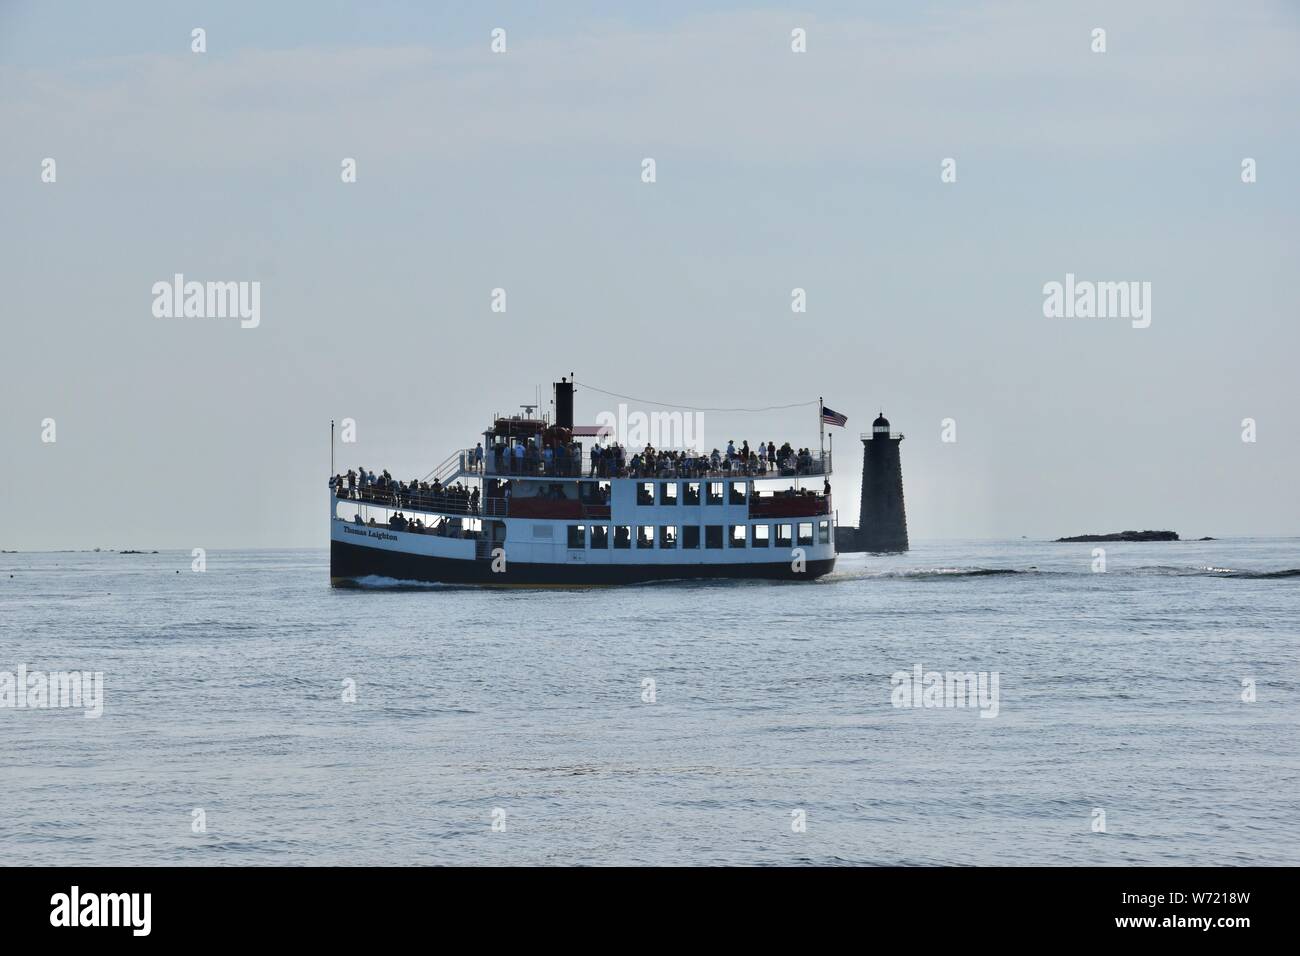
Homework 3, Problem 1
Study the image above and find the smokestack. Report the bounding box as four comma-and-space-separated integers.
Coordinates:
554, 377, 574, 430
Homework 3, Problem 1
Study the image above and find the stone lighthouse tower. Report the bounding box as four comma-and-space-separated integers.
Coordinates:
859, 413, 909, 552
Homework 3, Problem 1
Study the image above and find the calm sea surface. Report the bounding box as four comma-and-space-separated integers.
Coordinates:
2, 539, 1297, 866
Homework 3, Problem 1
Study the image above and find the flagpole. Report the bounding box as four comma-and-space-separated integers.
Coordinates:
819, 396, 825, 462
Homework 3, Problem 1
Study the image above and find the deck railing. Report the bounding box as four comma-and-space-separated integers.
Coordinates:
421, 448, 471, 485
482, 449, 832, 481
749, 493, 831, 518
349, 446, 833, 489
336, 484, 481, 517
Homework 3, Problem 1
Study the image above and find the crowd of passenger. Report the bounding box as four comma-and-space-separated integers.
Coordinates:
595, 440, 822, 479
331, 468, 480, 515
483, 437, 825, 479
489, 439, 583, 476
348, 511, 481, 538
329, 438, 825, 525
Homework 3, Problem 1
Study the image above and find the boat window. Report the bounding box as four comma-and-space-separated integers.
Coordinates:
798, 523, 813, 546
590, 525, 609, 548
684, 482, 700, 505
614, 526, 632, 549
729, 525, 747, 547
819, 521, 830, 544
567, 525, 586, 549
659, 482, 678, 506
532, 524, 554, 539
659, 525, 678, 549
637, 482, 654, 506
706, 482, 724, 505
775, 524, 792, 548
752, 524, 770, 548
682, 526, 700, 549
637, 525, 654, 548
729, 482, 747, 505
705, 525, 723, 548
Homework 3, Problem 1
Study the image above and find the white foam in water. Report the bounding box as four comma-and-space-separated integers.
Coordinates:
348, 575, 453, 590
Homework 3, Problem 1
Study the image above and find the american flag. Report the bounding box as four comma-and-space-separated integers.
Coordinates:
821, 405, 847, 427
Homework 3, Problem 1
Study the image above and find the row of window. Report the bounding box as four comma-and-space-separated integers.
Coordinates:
635, 481, 747, 506
561, 521, 831, 550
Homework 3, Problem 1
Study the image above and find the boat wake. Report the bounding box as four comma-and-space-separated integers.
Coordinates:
334, 566, 1300, 589
851, 567, 1047, 579
334, 575, 461, 591
836, 565, 1300, 581
1194, 567, 1300, 579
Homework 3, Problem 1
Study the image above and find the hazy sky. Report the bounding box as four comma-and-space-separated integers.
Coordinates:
2, 0, 1297, 550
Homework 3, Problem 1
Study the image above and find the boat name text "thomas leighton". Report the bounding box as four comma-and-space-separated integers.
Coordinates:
343, 525, 399, 543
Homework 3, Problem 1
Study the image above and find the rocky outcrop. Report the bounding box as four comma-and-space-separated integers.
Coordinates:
1055, 530, 1179, 542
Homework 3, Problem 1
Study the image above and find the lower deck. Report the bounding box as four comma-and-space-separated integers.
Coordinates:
328, 471, 837, 585
330, 535, 835, 586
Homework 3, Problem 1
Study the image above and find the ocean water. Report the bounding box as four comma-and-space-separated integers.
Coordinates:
2, 539, 1297, 866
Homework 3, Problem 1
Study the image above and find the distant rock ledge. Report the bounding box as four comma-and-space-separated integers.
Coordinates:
1056, 530, 1179, 543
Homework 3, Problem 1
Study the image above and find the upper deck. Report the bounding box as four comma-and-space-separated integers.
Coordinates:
333, 376, 837, 526
443, 445, 832, 483
336, 471, 832, 522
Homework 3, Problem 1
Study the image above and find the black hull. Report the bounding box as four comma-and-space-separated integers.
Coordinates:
331, 540, 835, 587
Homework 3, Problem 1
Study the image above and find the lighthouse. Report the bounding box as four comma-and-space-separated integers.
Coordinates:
859, 413, 909, 551
836, 412, 909, 553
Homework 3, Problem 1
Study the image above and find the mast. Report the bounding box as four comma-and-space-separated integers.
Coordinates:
819, 396, 825, 461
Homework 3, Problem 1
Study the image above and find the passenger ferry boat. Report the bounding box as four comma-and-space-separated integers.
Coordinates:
329, 379, 837, 586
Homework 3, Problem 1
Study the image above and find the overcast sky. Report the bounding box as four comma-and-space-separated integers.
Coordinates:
2, 0, 1297, 550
